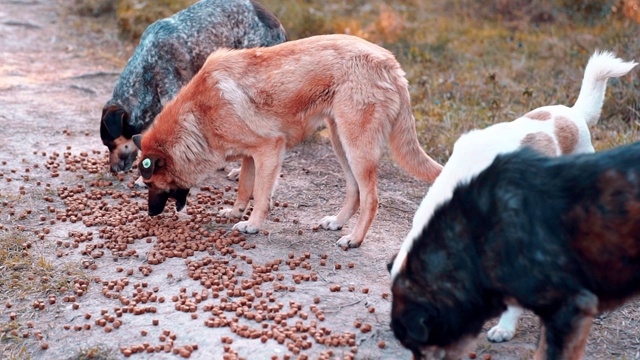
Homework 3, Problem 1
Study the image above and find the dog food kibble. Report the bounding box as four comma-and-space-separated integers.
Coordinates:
468, 352, 477, 359
483, 354, 491, 360
0, 148, 404, 359
40, 342, 49, 350
360, 324, 372, 333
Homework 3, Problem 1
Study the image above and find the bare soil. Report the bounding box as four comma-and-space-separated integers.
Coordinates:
1, 1, 639, 359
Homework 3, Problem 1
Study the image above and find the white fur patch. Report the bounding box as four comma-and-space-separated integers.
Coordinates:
215, 74, 282, 138
172, 111, 209, 164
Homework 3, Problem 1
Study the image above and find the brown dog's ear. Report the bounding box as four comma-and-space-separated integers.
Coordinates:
140, 155, 164, 180
132, 134, 143, 151
101, 106, 127, 139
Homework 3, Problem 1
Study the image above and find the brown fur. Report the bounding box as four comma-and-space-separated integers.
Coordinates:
553, 116, 579, 154
525, 110, 553, 120
520, 132, 557, 156
136, 34, 443, 248
109, 136, 135, 169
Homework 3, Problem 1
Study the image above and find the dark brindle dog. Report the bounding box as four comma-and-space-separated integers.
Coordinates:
100, 0, 286, 172
389, 141, 640, 359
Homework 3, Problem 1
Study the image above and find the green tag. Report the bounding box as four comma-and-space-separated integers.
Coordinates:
142, 158, 152, 169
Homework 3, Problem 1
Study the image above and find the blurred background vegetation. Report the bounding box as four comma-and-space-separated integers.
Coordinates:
73, 0, 640, 163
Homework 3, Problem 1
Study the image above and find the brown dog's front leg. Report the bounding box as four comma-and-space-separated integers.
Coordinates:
220, 156, 255, 219
232, 139, 285, 234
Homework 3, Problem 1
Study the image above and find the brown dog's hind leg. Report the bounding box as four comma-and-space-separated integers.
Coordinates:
330, 104, 385, 248
220, 156, 255, 219
537, 290, 598, 360
319, 118, 360, 232
232, 138, 285, 234
337, 162, 379, 248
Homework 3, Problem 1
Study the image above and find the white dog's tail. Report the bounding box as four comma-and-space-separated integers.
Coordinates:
389, 78, 443, 183
572, 51, 637, 126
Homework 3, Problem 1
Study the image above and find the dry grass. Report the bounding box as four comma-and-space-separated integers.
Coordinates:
261, 0, 640, 162
71, 344, 117, 360
71, 0, 640, 163
0, 231, 87, 360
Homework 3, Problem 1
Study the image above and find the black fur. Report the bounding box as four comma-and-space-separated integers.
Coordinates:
100, 105, 132, 143
148, 187, 189, 216
391, 141, 640, 358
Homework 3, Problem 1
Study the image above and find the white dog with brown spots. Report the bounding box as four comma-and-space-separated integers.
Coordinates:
389, 50, 637, 343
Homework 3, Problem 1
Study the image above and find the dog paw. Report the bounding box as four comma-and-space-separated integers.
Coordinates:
487, 325, 515, 342
219, 208, 243, 219
134, 176, 146, 189
336, 234, 362, 248
232, 221, 260, 234
319, 216, 343, 231
227, 168, 240, 181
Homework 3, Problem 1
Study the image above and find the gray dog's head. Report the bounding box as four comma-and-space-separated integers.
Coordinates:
100, 104, 139, 173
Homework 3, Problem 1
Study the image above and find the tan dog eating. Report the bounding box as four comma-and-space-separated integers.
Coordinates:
133, 34, 443, 248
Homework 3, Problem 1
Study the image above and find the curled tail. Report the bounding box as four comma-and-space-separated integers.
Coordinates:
572, 50, 637, 126
389, 80, 443, 183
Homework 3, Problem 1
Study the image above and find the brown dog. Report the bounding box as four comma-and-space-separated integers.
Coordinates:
132, 34, 443, 248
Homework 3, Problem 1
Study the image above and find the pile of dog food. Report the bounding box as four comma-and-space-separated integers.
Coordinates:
1, 147, 391, 360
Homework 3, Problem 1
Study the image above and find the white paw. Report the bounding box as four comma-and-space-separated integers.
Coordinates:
227, 168, 240, 181
319, 216, 343, 231
487, 325, 515, 342
219, 208, 243, 219
232, 221, 260, 234
336, 234, 362, 248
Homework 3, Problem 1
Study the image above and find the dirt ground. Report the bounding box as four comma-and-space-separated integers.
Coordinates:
1, 1, 640, 359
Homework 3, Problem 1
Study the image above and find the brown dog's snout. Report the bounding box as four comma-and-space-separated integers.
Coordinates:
147, 187, 190, 216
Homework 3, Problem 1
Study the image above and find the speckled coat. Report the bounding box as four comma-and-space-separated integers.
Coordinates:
100, 0, 287, 172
